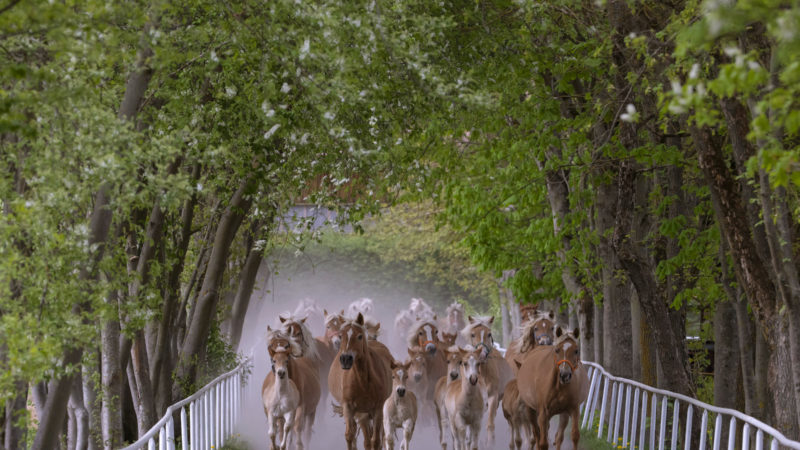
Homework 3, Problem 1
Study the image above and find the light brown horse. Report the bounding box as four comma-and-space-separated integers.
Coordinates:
329, 313, 393, 450
461, 315, 513, 447
382, 361, 418, 450
406, 318, 447, 422
444, 346, 485, 450
517, 327, 589, 450
504, 311, 556, 375
501, 379, 536, 450
519, 304, 538, 324
434, 346, 462, 450
263, 342, 300, 450
265, 327, 321, 450
440, 332, 458, 347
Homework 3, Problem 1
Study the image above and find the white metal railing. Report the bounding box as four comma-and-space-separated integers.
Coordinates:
120, 359, 250, 450
579, 361, 800, 450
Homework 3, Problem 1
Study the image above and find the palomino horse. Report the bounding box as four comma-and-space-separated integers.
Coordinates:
501, 379, 535, 450
383, 361, 418, 450
461, 315, 513, 447
504, 311, 556, 375
265, 327, 321, 450
434, 346, 462, 450
517, 327, 589, 450
347, 297, 375, 319
279, 314, 325, 408
440, 302, 466, 336
440, 332, 458, 347
519, 304, 538, 324
444, 346, 485, 450
263, 342, 300, 450
365, 315, 382, 340
406, 318, 447, 422
329, 313, 393, 450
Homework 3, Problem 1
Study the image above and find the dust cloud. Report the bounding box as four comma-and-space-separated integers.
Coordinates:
233, 251, 573, 450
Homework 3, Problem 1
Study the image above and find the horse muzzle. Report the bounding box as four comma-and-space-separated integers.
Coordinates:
413, 373, 422, 382
332, 337, 341, 350
276, 369, 287, 379
469, 374, 478, 386
538, 335, 553, 346
559, 370, 572, 384
397, 387, 406, 397
425, 343, 436, 354
339, 353, 354, 370
450, 371, 459, 381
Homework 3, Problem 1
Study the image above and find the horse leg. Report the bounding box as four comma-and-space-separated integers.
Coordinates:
267, 412, 277, 450
293, 408, 306, 450
344, 405, 358, 450
485, 393, 498, 447
435, 403, 446, 450
304, 411, 315, 448
553, 412, 568, 450
281, 412, 294, 450
569, 409, 580, 449
372, 410, 385, 450
401, 417, 414, 450
508, 416, 518, 450
383, 417, 394, 450
536, 408, 549, 450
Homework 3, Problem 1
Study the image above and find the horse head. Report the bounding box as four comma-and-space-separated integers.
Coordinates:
266, 326, 302, 359
268, 344, 292, 380
520, 311, 556, 352
323, 309, 345, 350
279, 314, 318, 361
407, 346, 427, 383
364, 316, 381, 341
462, 315, 495, 361
444, 302, 465, 333
440, 332, 458, 347
554, 326, 581, 385
443, 346, 461, 381
519, 304, 539, 324
390, 360, 412, 397
339, 313, 369, 370
459, 346, 483, 386
408, 318, 439, 355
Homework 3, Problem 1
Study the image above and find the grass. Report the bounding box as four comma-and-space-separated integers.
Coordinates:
579, 429, 619, 450
216, 435, 250, 450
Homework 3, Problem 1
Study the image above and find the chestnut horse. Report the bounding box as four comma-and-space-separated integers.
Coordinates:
501, 379, 536, 450
265, 327, 321, 450
504, 311, 556, 375
406, 318, 447, 422
444, 346, 485, 450
461, 315, 513, 447
263, 342, 300, 450
329, 313, 393, 450
517, 327, 589, 450
434, 346, 462, 450
440, 302, 466, 338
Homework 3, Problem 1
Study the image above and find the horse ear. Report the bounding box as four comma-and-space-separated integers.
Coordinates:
267, 325, 273, 332
573, 328, 580, 340
279, 316, 287, 323
488, 316, 495, 325
374, 323, 381, 331
468, 315, 474, 323
548, 311, 554, 320
433, 314, 437, 321
407, 347, 414, 357
300, 317, 307, 324
514, 359, 522, 370
555, 326, 563, 338
356, 313, 364, 325
390, 360, 398, 370
323, 309, 328, 316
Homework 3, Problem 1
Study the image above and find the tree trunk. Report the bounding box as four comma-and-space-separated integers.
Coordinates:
82, 355, 100, 449
4, 378, 27, 450
613, 162, 695, 396
630, 292, 642, 381
593, 302, 603, 367
32, 41, 153, 450
713, 300, 739, 448
101, 290, 123, 448
755, 320, 772, 422
68, 374, 89, 450
228, 230, 265, 349
176, 177, 254, 392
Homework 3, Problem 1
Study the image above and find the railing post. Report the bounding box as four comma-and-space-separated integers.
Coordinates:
629, 387, 640, 450
613, 383, 624, 446
607, 381, 618, 442
650, 391, 657, 450
659, 396, 668, 450
713, 413, 722, 450
639, 391, 648, 449
166, 414, 175, 450
671, 399, 680, 450
181, 406, 188, 450
684, 404, 693, 450
598, 377, 610, 439
727, 416, 736, 450
583, 368, 599, 427
742, 423, 750, 450
622, 384, 631, 448
699, 410, 709, 450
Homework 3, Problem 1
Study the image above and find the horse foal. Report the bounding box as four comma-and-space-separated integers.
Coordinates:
262, 346, 300, 450
383, 361, 418, 450
444, 347, 485, 450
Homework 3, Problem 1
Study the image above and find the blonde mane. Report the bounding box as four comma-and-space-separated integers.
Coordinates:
265, 328, 302, 357
406, 318, 439, 349
278, 313, 319, 362
459, 315, 494, 341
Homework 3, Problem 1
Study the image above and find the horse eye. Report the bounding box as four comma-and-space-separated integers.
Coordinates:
358, 335, 363, 340
471, 333, 475, 338
488, 333, 492, 337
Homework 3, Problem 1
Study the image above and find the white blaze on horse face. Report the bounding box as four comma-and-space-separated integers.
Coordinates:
463, 354, 480, 385
346, 327, 353, 346
424, 324, 433, 343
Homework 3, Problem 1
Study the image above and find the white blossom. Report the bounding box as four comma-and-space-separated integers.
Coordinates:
281, 82, 291, 93
264, 124, 281, 140
620, 104, 638, 123
299, 38, 310, 60
225, 86, 237, 98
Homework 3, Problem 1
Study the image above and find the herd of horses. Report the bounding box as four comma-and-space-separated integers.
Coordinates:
260, 299, 589, 450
